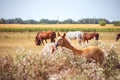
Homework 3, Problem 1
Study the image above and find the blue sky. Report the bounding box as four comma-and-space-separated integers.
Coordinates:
0, 0, 120, 21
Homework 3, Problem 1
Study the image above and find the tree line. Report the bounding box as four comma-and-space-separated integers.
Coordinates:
0, 18, 119, 24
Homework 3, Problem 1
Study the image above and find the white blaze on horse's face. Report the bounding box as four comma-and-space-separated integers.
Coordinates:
55, 36, 63, 47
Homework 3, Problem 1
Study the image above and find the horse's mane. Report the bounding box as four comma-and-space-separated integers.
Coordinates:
35, 32, 40, 39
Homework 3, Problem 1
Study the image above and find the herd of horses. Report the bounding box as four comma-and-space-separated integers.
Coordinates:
35, 31, 101, 46
35, 31, 119, 46
35, 31, 120, 64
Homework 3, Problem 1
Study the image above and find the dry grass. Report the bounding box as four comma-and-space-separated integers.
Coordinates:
0, 32, 120, 57
0, 24, 120, 29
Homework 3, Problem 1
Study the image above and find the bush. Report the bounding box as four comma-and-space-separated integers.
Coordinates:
99, 20, 106, 26
103, 49, 120, 80
0, 47, 120, 80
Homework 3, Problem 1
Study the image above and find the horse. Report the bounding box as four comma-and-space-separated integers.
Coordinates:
55, 33, 104, 64
42, 43, 56, 55
116, 33, 120, 41
35, 31, 56, 45
65, 31, 83, 45
83, 32, 99, 43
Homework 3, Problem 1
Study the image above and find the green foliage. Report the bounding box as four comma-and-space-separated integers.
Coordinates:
0, 27, 120, 32
113, 21, 120, 26
0, 18, 112, 24
61, 19, 76, 24
0, 18, 5, 24
99, 20, 106, 26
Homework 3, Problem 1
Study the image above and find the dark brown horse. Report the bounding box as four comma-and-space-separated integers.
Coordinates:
83, 32, 99, 43
35, 31, 56, 45
116, 33, 120, 41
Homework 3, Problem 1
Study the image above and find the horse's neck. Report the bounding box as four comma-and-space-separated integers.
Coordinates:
64, 40, 83, 55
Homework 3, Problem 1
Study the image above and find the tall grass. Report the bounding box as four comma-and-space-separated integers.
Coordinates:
0, 28, 120, 32
0, 47, 120, 80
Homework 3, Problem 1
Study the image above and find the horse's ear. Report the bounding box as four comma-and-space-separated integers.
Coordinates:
63, 33, 66, 38
57, 32, 60, 36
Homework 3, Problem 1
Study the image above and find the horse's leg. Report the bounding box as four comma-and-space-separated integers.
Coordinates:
50, 37, 53, 43
45, 39, 47, 43
87, 39, 89, 43
42, 39, 44, 45
96, 40, 98, 45
77, 37, 82, 45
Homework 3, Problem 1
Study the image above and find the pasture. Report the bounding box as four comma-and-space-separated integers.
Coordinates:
0, 24, 120, 80
0, 24, 120, 32
0, 31, 120, 57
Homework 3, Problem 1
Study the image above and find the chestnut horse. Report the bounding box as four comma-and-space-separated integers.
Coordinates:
83, 32, 99, 43
35, 31, 56, 45
55, 33, 104, 64
116, 33, 120, 41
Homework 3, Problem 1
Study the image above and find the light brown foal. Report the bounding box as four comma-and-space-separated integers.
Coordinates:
55, 33, 104, 64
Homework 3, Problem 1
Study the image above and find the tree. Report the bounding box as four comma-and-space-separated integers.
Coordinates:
99, 20, 106, 26
39, 19, 49, 24
113, 21, 120, 26
14, 18, 23, 24
62, 19, 76, 24
0, 18, 5, 24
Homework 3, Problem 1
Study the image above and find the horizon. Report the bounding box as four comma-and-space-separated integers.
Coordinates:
0, 0, 120, 21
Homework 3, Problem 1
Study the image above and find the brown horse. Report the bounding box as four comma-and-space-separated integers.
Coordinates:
35, 31, 56, 45
55, 33, 104, 64
116, 33, 120, 41
83, 32, 99, 43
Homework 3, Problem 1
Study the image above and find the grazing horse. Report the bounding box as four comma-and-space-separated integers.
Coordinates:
55, 33, 104, 64
65, 31, 83, 44
116, 33, 120, 41
35, 31, 56, 45
83, 32, 99, 43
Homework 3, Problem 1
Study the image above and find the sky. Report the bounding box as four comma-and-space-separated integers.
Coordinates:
0, 0, 120, 21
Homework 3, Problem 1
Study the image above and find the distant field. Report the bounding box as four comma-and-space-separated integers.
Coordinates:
0, 24, 120, 28
0, 24, 120, 32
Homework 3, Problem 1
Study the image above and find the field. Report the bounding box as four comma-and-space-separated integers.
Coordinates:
0, 24, 120, 32
0, 24, 120, 80
0, 24, 120, 55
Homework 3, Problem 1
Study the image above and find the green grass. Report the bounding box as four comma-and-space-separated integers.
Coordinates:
0, 27, 120, 32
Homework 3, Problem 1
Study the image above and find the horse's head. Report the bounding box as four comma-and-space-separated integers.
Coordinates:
93, 33, 99, 40
35, 32, 42, 45
116, 34, 120, 41
55, 33, 69, 47
35, 38, 41, 45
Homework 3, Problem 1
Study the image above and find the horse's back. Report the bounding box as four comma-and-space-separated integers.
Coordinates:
82, 46, 104, 64
39, 31, 56, 38
66, 31, 83, 39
